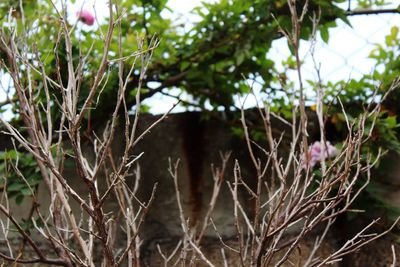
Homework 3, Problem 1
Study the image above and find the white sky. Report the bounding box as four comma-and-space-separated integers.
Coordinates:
0, 0, 399, 116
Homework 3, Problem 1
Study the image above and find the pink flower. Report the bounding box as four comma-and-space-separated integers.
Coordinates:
76, 10, 95, 26
303, 141, 338, 169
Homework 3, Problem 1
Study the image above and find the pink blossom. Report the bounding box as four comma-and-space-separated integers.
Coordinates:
303, 141, 338, 169
76, 10, 95, 26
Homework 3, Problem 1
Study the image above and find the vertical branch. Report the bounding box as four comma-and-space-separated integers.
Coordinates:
287, 0, 309, 157
195, 152, 231, 244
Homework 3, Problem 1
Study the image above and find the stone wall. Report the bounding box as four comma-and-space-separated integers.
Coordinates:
0, 111, 399, 266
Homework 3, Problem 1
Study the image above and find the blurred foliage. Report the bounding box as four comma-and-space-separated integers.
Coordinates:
324, 25, 400, 155
0, 150, 41, 205
0, 0, 351, 120
321, 25, 400, 225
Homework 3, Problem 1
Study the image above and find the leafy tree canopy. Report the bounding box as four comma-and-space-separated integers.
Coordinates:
1, 0, 397, 122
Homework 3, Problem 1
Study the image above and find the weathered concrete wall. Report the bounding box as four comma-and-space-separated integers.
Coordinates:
1, 111, 399, 266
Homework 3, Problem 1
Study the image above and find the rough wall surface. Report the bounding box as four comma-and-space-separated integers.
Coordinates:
0, 111, 399, 266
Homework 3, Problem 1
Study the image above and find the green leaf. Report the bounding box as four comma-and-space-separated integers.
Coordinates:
320, 26, 329, 43
180, 61, 190, 71
140, 104, 151, 113
385, 116, 397, 128
236, 51, 245, 66
15, 195, 24, 205
20, 188, 32, 196
231, 126, 244, 139
7, 183, 25, 192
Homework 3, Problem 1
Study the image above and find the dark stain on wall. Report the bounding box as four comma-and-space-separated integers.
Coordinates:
181, 112, 205, 227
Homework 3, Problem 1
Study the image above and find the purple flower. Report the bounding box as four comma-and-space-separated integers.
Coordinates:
303, 141, 338, 169
76, 10, 95, 26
